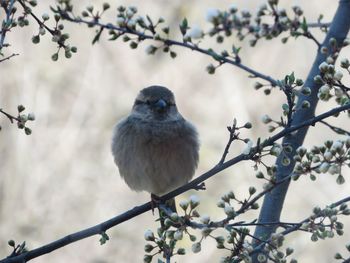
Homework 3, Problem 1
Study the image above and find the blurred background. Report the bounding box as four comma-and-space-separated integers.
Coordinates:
0, 0, 349, 262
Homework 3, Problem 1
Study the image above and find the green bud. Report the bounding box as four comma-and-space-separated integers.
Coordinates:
143, 255, 152, 263
25, 127, 32, 135
256, 171, 264, 179
144, 244, 153, 253
244, 122, 252, 129
17, 105, 25, 112
334, 253, 342, 259
206, 64, 216, 74
249, 186, 256, 195
8, 240, 15, 247
103, 3, 110, 11
177, 248, 186, 255
51, 53, 59, 61
32, 35, 40, 44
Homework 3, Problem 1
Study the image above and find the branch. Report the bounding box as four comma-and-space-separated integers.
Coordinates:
320, 120, 350, 135
0, 53, 19, 63
253, 0, 350, 256
1, 103, 349, 263
307, 22, 331, 28
0, 0, 15, 50
58, 12, 279, 87
246, 196, 350, 261
0, 109, 20, 123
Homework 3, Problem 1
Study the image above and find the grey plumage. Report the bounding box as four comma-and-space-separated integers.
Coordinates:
111, 86, 199, 196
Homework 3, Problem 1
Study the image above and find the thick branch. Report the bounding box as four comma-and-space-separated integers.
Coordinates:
0, 0, 15, 50
253, 0, 350, 258
1, 103, 349, 263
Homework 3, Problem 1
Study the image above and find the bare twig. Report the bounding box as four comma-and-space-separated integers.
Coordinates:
0, 53, 19, 63
219, 120, 240, 165
320, 120, 350, 135
303, 31, 321, 48
307, 22, 331, 28
0, 108, 19, 123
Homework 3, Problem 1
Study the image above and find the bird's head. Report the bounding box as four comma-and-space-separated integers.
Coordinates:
132, 86, 181, 121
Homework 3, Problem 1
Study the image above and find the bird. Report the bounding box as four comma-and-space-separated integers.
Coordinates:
111, 85, 199, 214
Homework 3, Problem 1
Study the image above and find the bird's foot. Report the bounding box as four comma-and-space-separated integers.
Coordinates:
193, 182, 206, 191
150, 193, 161, 215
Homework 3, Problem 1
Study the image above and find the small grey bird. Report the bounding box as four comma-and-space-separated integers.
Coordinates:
111, 86, 199, 211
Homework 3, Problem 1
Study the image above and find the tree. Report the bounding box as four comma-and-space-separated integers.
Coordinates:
1, 0, 350, 262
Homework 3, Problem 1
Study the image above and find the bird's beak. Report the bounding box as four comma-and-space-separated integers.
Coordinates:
153, 99, 167, 113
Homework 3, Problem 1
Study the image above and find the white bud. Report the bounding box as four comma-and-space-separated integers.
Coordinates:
200, 215, 210, 224
190, 195, 200, 208
42, 13, 50, 21
191, 242, 201, 253
324, 151, 333, 161
206, 8, 220, 22
261, 114, 272, 124
145, 45, 157, 55
328, 164, 340, 174
185, 25, 203, 39
179, 200, 189, 210
116, 17, 125, 26
270, 144, 282, 156
174, 230, 183, 240
331, 140, 343, 151
242, 139, 253, 155
333, 71, 343, 81
334, 88, 343, 98
319, 162, 330, 173
127, 19, 136, 27
217, 200, 225, 208
126, 9, 134, 18
319, 84, 330, 94
27, 113, 35, 121
144, 230, 154, 241
319, 62, 329, 73
340, 58, 349, 68
224, 203, 235, 216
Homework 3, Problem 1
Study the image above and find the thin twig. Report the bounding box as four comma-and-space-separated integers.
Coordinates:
0, 53, 19, 63
320, 120, 350, 135
307, 22, 331, 28
303, 31, 321, 48
219, 121, 239, 165
0, 108, 19, 123
16, 0, 67, 48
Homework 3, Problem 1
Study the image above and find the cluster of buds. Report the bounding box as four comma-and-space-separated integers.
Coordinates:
7, 0, 78, 61
204, 1, 317, 48
260, 233, 297, 263
314, 38, 350, 103
302, 204, 349, 243
15, 105, 35, 135
293, 138, 350, 184
143, 195, 201, 262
